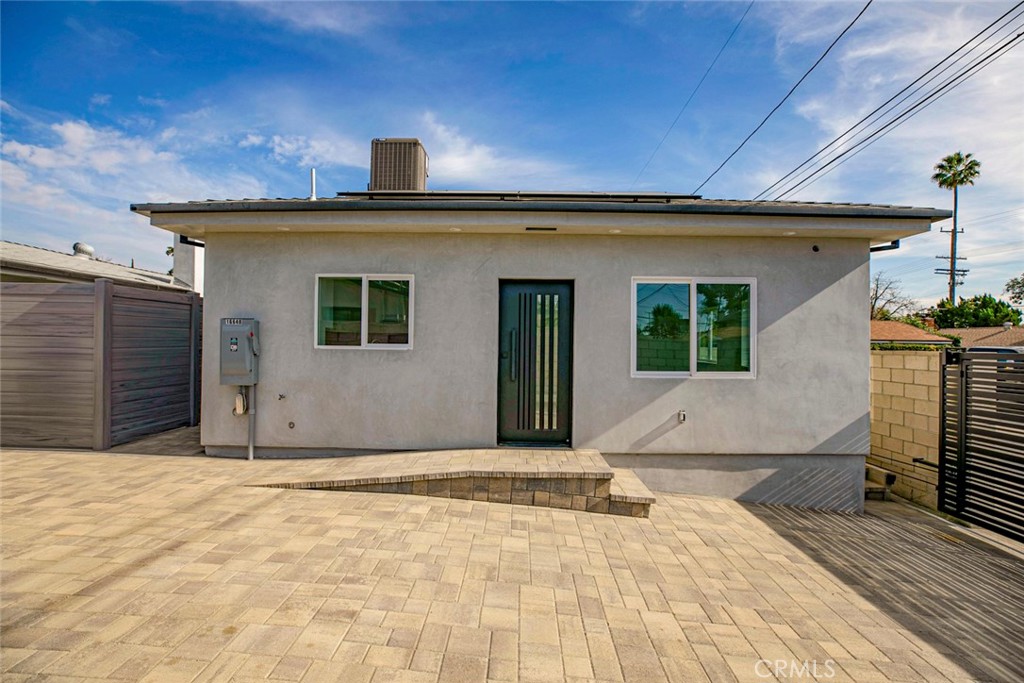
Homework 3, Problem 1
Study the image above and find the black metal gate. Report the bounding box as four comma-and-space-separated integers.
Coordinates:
939, 348, 1024, 542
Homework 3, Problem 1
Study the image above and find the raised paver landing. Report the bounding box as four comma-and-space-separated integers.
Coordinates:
256, 448, 654, 518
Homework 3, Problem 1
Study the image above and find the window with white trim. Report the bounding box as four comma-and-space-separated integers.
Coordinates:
632, 277, 755, 377
316, 275, 413, 349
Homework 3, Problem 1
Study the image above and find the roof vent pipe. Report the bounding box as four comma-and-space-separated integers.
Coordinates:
309, 168, 317, 201
72, 242, 95, 259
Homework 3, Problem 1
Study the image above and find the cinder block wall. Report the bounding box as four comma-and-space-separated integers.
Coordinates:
635, 337, 690, 371
869, 349, 942, 508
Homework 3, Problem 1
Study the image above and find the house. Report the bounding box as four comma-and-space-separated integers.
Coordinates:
870, 319, 952, 345
1, 240, 189, 291
1, 241, 201, 449
938, 324, 1024, 348
130, 139, 951, 511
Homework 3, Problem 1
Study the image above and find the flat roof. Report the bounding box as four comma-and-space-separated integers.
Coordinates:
132, 191, 951, 221
131, 191, 951, 245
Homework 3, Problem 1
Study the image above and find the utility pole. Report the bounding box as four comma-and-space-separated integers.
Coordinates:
931, 152, 980, 303
934, 184, 968, 302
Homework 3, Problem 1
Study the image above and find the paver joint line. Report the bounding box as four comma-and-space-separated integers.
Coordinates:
2, 429, 1020, 682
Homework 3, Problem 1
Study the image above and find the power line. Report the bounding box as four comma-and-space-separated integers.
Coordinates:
755, 2, 1024, 201
630, 0, 756, 189
970, 206, 1024, 222
777, 32, 1023, 198
774, 35, 1024, 200
876, 242, 1024, 279
960, 207, 1024, 227
771, 28, 1023, 199
691, 0, 873, 195
758, 3, 1024, 200
885, 250, 1024, 281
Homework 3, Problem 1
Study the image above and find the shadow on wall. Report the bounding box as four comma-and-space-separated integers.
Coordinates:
608, 414, 871, 512
625, 409, 870, 455
743, 501, 1024, 683
607, 453, 865, 512
628, 412, 683, 451
809, 415, 870, 454
740, 462, 862, 511
737, 415, 871, 510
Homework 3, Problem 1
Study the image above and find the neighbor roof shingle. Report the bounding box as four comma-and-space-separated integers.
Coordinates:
871, 320, 952, 344
938, 326, 1024, 348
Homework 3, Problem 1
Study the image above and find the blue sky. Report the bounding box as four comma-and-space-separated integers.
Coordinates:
2, 1, 1021, 308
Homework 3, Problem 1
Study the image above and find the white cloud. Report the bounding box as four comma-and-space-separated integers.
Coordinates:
0, 158, 64, 209
1, 117, 267, 271
268, 133, 364, 168
749, 2, 1024, 303
239, 133, 264, 148
3, 120, 176, 175
90, 93, 111, 107
242, 1, 385, 37
420, 112, 579, 189
751, 4, 1021, 198
150, 95, 368, 171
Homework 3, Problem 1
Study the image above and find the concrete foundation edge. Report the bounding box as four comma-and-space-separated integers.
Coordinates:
204, 446, 409, 459
603, 453, 866, 513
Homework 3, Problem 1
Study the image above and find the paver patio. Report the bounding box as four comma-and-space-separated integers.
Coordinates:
2, 429, 1022, 682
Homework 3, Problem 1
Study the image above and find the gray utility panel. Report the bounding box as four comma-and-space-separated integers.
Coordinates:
220, 318, 260, 386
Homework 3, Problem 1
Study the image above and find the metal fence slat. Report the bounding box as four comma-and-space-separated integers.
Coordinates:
939, 348, 1024, 543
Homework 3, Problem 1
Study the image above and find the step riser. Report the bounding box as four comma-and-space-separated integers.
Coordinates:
268, 474, 650, 517
257, 449, 655, 518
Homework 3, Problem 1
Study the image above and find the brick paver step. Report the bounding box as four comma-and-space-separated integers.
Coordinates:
255, 449, 652, 517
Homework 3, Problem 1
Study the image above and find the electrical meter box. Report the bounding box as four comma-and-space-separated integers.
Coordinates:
220, 318, 260, 386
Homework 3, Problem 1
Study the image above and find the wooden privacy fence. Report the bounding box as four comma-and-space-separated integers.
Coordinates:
1, 279, 201, 449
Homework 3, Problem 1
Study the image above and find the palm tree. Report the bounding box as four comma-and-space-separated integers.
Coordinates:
932, 151, 981, 302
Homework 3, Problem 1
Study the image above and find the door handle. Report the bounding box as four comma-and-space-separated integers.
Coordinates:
510, 328, 518, 382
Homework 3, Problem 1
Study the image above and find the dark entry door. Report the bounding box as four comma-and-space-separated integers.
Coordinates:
498, 281, 573, 444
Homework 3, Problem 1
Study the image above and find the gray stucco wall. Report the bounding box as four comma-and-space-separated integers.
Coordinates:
202, 232, 870, 464
602, 453, 866, 513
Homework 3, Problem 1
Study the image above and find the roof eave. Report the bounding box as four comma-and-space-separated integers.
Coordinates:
131, 198, 952, 222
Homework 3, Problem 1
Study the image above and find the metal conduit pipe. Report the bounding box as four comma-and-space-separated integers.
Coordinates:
248, 385, 256, 461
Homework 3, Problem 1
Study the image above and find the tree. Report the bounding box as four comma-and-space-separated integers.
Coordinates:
698, 283, 748, 322
643, 304, 686, 339
870, 272, 917, 320
931, 151, 981, 303
1005, 272, 1024, 305
930, 294, 1021, 328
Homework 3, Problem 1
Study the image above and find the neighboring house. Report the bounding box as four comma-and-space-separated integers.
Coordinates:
871, 319, 952, 345
171, 237, 206, 295
938, 324, 1024, 348
1, 240, 189, 291
1, 240, 201, 449
130, 139, 951, 511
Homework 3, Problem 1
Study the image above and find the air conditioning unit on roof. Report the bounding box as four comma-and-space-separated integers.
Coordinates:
369, 138, 429, 191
